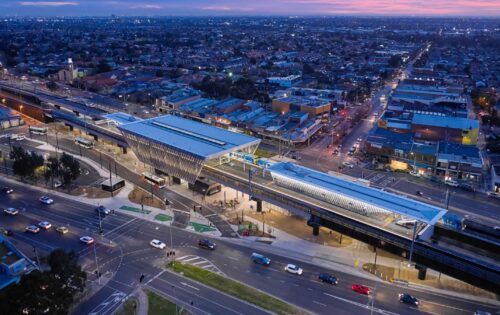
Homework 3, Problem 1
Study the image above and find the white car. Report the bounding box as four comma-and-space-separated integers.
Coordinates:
25, 225, 41, 234
409, 170, 420, 177
150, 239, 166, 249
80, 236, 94, 245
445, 180, 459, 187
342, 161, 354, 168
38, 221, 52, 230
39, 196, 54, 204
284, 264, 303, 275
4, 207, 19, 215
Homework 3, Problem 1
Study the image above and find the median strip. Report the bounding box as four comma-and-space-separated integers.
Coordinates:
154, 213, 173, 222
169, 262, 307, 315
119, 205, 152, 214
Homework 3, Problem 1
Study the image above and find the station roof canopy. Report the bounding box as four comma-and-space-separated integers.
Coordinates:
102, 112, 142, 126
268, 162, 447, 225
118, 115, 260, 160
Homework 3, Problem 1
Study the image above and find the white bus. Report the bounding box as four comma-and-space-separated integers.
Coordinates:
75, 137, 94, 149
142, 172, 166, 189
29, 126, 48, 135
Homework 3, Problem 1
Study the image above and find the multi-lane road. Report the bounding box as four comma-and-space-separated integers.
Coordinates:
0, 178, 498, 315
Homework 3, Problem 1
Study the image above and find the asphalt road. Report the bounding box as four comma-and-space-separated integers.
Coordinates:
0, 179, 498, 315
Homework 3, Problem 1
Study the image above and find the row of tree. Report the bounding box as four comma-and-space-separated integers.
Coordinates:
10, 146, 81, 189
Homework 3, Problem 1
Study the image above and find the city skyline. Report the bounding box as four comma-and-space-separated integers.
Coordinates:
1, 0, 499, 16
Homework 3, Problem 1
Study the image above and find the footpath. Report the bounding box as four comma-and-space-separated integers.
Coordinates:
6, 139, 499, 306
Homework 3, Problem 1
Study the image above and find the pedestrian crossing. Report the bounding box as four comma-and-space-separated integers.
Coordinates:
175, 255, 225, 276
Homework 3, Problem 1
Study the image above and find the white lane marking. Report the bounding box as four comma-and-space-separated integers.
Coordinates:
192, 260, 210, 266
419, 299, 474, 313
182, 257, 202, 263
324, 293, 399, 315
177, 255, 192, 260
313, 301, 327, 307
228, 256, 239, 261
88, 290, 126, 315
103, 218, 138, 237
181, 282, 200, 291
145, 270, 166, 285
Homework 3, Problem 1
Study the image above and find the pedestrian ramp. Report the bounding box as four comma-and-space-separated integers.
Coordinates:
175, 255, 225, 276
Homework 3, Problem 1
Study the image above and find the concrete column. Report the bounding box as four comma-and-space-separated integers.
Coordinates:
256, 199, 262, 212
122, 147, 127, 154
312, 225, 320, 236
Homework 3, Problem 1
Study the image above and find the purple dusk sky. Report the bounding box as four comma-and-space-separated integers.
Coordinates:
1, 0, 499, 16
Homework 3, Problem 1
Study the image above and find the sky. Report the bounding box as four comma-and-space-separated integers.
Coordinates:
1, 0, 499, 16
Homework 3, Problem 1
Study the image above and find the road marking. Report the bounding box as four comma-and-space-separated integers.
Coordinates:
145, 270, 166, 285
228, 256, 239, 261
177, 255, 191, 260
182, 257, 201, 262
104, 218, 138, 237
419, 299, 473, 312
313, 300, 327, 307
181, 282, 200, 291
192, 260, 210, 266
88, 290, 127, 315
324, 293, 399, 315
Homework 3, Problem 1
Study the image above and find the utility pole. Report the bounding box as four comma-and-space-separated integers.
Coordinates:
108, 163, 113, 197
93, 243, 101, 285
32, 246, 41, 269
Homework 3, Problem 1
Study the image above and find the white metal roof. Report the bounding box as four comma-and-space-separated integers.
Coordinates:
268, 162, 447, 225
118, 115, 260, 159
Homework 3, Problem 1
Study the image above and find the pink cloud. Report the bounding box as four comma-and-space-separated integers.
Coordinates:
19, 1, 78, 6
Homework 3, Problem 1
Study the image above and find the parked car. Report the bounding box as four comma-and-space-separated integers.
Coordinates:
342, 161, 354, 168
4, 207, 19, 215
38, 221, 52, 230
39, 196, 54, 204
25, 225, 41, 234
351, 284, 371, 295
318, 273, 338, 284
0, 228, 13, 236
53, 181, 63, 188
445, 180, 459, 187
2, 187, 14, 194
459, 183, 476, 192
96, 205, 111, 215
80, 236, 94, 245
284, 264, 303, 275
251, 253, 271, 265
409, 170, 420, 177
198, 239, 216, 250
150, 239, 166, 249
415, 191, 424, 196
56, 226, 69, 234
398, 293, 419, 306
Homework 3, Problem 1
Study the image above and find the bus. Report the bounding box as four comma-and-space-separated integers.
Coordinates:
29, 126, 48, 135
142, 172, 166, 189
75, 137, 94, 149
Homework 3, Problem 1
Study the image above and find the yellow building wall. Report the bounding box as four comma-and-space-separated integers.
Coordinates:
462, 128, 478, 145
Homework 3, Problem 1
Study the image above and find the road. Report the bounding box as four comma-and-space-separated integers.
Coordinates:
0, 179, 498, 315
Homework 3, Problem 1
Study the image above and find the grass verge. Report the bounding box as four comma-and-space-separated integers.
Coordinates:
169, 262, 306, 315
114, 298, 137, 315
148, 291, 187, 315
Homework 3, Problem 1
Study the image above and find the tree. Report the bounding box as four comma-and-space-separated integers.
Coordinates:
388, 55, 403, 68
60, 153, 80, 188
10, 146, 44, 179
97, 60, 112, 73
0, 250, 86, 315
45, 156, 61, 186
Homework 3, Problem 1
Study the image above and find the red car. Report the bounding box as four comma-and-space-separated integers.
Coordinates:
352, 284, 371, 295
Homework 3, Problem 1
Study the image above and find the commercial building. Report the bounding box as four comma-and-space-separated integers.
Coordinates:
155, 88, 202, 113
272, 95, 331, 117
0, 106, 23, 129
267, 75, 302, 88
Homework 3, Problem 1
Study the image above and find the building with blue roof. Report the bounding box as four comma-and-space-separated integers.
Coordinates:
0, 106, 23, 129
102, 112, 142, 126
118, 115, 260, 182
0, 235, 36, 290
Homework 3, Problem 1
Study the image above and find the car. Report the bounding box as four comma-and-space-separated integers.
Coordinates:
4, 207, 19, 215
251, 253, 271, 265
53, 181, 63, 188
96, 205, 111, 215
25, 225, 41, 234
337, 145, 343, 149
415, 190, 424, 196
39, 196, 54, 204
80, 236, 94, 245
409, 170, 420, 177
445, 180, 459, 187
474, 311, 492, 315
284, 264, 303, 275
398, 293, 419, 306
198, 239, 216, 249
2, 187, 14, 194
459, 183, 476, 192
351, 284, 371, 295
38, 221, 52, 230
342, 161, 354, 168
318, 273, 338, 284
356, 137, 363, 142
150, 239, 166, 249
56, 226, 69, 234
333, 149, 340, 156
0, 228, 13, 236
